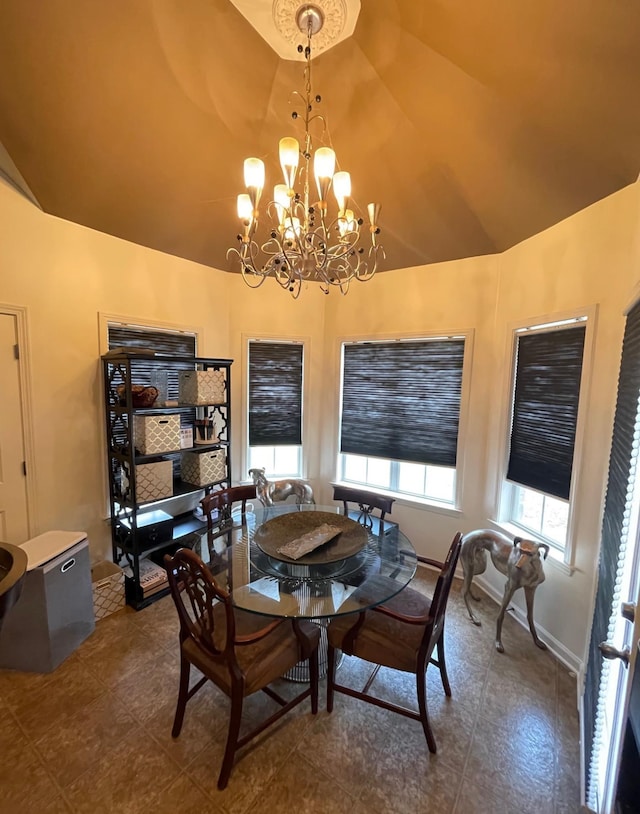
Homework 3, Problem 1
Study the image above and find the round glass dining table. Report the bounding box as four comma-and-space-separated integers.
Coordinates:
194, 503, 418, 620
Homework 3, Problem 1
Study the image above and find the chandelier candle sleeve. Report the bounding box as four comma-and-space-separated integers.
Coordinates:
279, 137, 299, 189
333, 171, 351, 213
313, 146, 336, 206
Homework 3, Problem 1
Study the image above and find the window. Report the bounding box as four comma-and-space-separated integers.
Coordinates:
247, 340, 304, 478
338, 337, 466, 505
501, 318, 587, 554
107, 322, 197, 479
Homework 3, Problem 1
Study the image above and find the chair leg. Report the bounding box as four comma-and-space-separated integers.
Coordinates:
436, 629, 451, 697
327, 644, 336, 713
309, 647, 319, 714
172, 652, 191, 738
416, 669, 437, 753
218, 686, 244, 790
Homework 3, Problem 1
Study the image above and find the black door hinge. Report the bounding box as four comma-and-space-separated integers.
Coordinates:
13, 344, 19, 360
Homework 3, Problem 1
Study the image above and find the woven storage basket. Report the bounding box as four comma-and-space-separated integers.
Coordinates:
91, 561, 125, 620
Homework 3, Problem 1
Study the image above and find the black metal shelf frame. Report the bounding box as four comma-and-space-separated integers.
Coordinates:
102, 352, 233, 608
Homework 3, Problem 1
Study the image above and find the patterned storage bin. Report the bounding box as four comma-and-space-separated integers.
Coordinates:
179, 370, 226, 405
91, 561, 125, 620
122, 459, 173, 502
181, 448, 226, 487
133, 414, 181, 455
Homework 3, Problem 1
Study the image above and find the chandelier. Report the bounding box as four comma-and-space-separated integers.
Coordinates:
227, 4, 384, 299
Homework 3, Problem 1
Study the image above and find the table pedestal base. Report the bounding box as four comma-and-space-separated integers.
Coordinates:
285, 618, 343, 682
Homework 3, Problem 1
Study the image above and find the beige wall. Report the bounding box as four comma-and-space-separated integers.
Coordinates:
0, 180, 233, 556
319, 182, 640, 668
1, 176, 639, 669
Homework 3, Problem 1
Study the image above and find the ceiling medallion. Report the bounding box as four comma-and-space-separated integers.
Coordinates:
272, 0, 347, 55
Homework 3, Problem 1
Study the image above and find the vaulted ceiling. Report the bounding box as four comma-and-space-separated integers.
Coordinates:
0, 0, 639, 274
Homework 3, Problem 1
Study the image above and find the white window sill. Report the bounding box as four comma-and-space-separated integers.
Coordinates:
488, 519, 576, 576
332, 481, 462, 519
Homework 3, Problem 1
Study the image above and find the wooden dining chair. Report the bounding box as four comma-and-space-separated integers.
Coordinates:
200, 485, 256, 577
326, 532, 463, 753
164, 547, 320, 790
332, 484, 395, 529
200, 484, 256, 537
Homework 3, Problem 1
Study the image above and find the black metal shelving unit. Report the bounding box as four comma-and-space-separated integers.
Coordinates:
101, 352, 233, 609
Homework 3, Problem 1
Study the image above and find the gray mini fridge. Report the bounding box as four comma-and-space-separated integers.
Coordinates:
0, 530, 95, 672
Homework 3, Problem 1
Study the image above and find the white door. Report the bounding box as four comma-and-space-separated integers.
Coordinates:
583, 297, 640, 812
595, 548, 640, 812
0, 313, 29, 542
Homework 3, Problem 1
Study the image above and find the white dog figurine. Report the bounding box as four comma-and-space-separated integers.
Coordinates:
460, 529, 549, 653
248, 467, 315, 507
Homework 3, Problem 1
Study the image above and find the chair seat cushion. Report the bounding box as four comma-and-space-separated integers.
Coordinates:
184, 609, 319, 697
328, 586, 431, 674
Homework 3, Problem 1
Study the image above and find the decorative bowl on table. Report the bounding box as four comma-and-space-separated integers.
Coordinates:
116, 384, 159, 407
254, 511, 368, 565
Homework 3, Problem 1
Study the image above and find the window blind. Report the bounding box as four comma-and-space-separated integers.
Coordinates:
583, 301, 640, 802
506, 325, 585, 500
340, 339, 465, 466
248, 341, 303, 446
108, 325, 196, 401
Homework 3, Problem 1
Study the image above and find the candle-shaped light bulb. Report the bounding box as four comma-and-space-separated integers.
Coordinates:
237, 193, 252, 222
338, 208, 356, 237
273, 184, 290, 226
279, 137, 299, 190
333, 171, 351, 213
244, 157, 265, 210
314, 147, 336, 204
284, 216, 301, 241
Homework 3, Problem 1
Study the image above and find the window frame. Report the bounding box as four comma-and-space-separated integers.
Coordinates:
493, 306, 597, 568
242, 333, 309, 481
334, 330, 473, 513
98, 313, 202, 517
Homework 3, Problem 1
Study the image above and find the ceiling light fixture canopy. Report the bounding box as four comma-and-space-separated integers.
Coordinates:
228, 3, 383, 298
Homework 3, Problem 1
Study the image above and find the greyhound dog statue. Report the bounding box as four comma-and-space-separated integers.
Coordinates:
460, 529, 549, 653
248, 468, 315, 507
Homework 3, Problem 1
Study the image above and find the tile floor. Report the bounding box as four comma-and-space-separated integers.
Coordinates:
0, 569, 581, 814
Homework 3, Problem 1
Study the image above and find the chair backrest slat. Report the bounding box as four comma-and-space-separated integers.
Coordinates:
164, 547, 235, 659
332, 484, 395, 526
201, 485, 257, 534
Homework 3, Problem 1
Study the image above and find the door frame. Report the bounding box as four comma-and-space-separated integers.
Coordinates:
0, 303, 37, 537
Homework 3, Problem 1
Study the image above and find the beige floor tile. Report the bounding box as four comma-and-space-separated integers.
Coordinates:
33, 690, 139, 788
64, 728, 181, 814
350, 663, 475, 772
249, 752, 359, 814
138, 772, 225, 814
357, 752, 461, 814
141, 687, 228, 770
185, 702, 315, 814
298, 695, 462, 811
0, 709, 64, 813
112, 649, 181, 722
480, 660, 557, 725
126, 594, 180, 651
76, 616, 166, 686
463, 714, 555, 813
453, 778, 517, 814
4, 656, 107, 740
